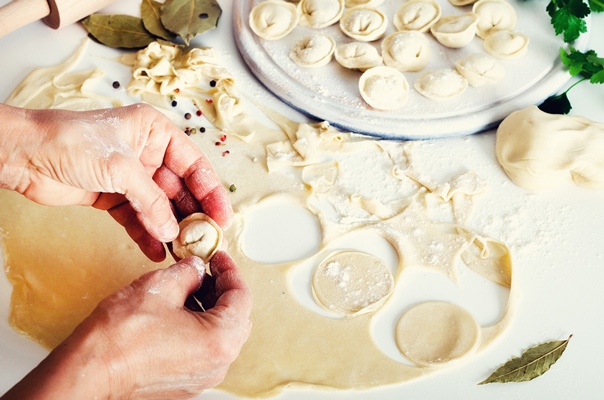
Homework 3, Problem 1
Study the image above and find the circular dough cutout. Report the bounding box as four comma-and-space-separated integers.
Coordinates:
395, 301, 481, 367
312, 251, 394, 316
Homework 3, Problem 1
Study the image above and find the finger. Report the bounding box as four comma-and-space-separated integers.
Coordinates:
208, 251, 253, 320
153, 166, 202, 219
142, 256, 207, 307
106, 201, 167, 262
162, 136, 234, 228
112, 156, 179, 242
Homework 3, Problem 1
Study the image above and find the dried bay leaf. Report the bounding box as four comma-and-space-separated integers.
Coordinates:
82, 14, 156, 49
141, 0, 176, 41
160, 0, 222, 45
479, 335, 572, 385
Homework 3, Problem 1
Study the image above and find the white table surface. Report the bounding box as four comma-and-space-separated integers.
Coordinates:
1, 1, 603, 399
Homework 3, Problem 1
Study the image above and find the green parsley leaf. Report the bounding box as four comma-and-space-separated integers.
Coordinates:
589, 0, 604, 12
539, 92, 572, 114
548, 0, 590, 43
561, 47, 604, 80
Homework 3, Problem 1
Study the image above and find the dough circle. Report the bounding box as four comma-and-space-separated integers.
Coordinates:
395, 301, 481, 367
172, 213, 223, 262
312, 251, 394, 316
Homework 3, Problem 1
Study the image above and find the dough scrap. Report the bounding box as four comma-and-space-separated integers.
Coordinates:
359, 66, 409, 110
312, 251, 394, 316
339, 6, 388, 42
171, 213, 223, 262
249, 0, 299, 40
395, 301, 481, 367
454, 53, 505, 87
381, 31, 432, 72
299, 0, 345, 29
393, 0, 442, 33
496, 106, 604, 191
430, 13, 479, 48
290, 34, 336, 68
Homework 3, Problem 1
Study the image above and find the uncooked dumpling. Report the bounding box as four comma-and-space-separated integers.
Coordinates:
448, 0, 478, 6
345, 0, 385, 7
454, 53, 505, 86
290, 34, 336, 67
311, 251, 394, 316
395, 302, 481, 367
249, 0, 299, 40
381, 31, 431, 72
299, 0, 345, 29
430, 13, 479, 48
172, 213, 223, 262
393, 0, 441, 32
334, 42, 383, 70
484, 30, 529, 59
359, 66, 409, 110
339, 6, 388, 42
472, 0, 517, 39
414, 69, 468, 100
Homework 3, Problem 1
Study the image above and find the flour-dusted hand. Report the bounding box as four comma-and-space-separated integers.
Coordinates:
0, 103, 233, 261
1, 253, 253, 400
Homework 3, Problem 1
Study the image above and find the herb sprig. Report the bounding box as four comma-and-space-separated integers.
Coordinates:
540, 0, 603, 114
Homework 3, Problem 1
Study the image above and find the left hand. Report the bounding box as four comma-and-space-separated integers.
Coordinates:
1, 103, 233, 261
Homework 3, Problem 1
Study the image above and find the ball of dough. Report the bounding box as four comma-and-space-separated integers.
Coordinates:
172, 213, 223, 262
395, 301, 481, 367
496, 106, 604, 190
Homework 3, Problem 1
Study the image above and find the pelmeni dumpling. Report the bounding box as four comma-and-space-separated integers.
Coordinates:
430, 13, 479, 48
414, 69, 468, 100
290, 34, 337, 67
454, 53, 505, 86
381, 31, 431, 72
359, 66, 409, 110
472, 0, 517, 39
448, 0, 478, 6
249, 0, 300, 40
484, 30, 529, 59
393, 0, 441, 32
335, 42, 383, 70
346, 0, 385, 8
299, 0, 345, 29
339, 7, 388, 42
172, 213, 223, 262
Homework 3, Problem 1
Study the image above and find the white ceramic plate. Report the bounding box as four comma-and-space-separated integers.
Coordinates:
233, 0, 590, 139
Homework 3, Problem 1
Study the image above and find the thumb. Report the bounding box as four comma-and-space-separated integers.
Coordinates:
154, 256, 207, 307
116, 159, 179, 242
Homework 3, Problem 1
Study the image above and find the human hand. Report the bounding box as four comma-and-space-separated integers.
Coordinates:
0, 103, 232, 261
1, 253, 253, 400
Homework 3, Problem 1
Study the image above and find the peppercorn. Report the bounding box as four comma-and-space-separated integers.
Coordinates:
171, 100, 177, 107
112, 81, 120, 89
210, 80, 217, 87
196, 109, 202, 117
184, 112, 192, 120
229, 184, 237, 192
200, 127, 206, 133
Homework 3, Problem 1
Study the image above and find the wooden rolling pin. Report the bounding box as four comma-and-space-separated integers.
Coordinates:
0, 0, 117, 38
